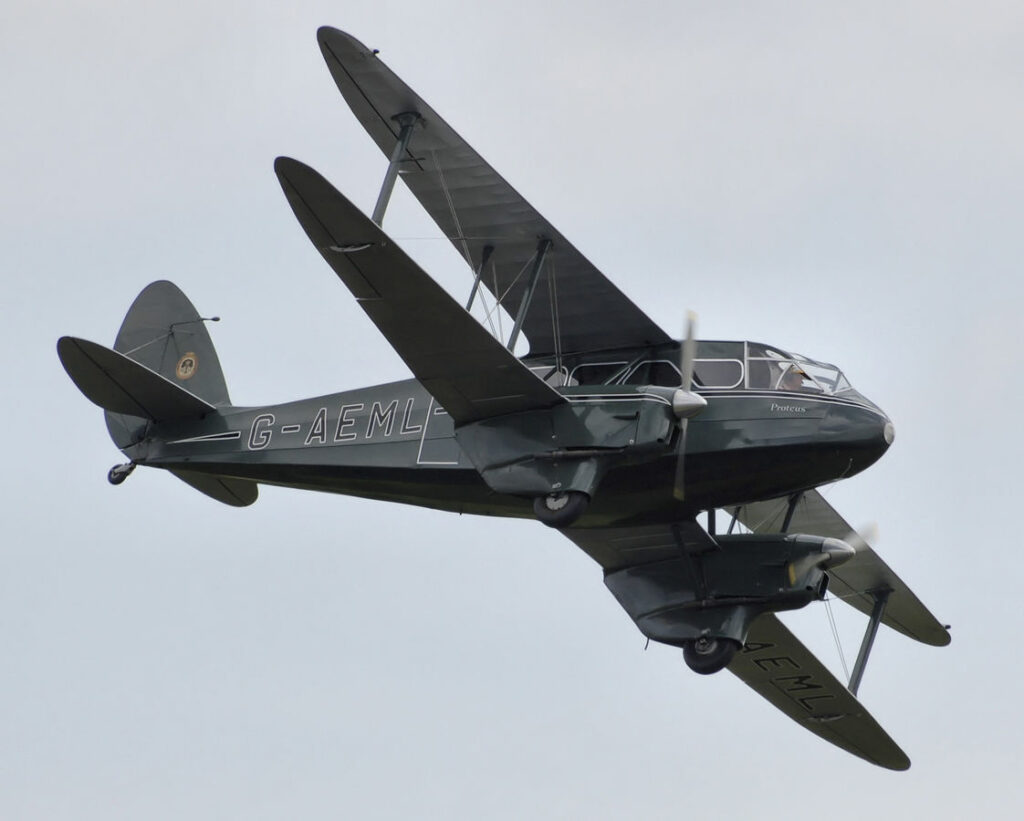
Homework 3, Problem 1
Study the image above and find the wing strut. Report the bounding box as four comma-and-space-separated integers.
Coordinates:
465, 244, 495, 311
507, 239, 551, 351
848, 589, 890, 695
781, 491, 803, 532
371, 111, 420, 226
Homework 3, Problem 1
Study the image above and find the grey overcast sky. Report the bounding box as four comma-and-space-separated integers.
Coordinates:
3, 1, 1023, 818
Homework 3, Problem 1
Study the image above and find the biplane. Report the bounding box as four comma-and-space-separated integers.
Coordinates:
58, 27, 949, 770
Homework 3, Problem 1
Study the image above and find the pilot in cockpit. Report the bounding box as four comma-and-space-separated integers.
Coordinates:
780, 365, 810, 392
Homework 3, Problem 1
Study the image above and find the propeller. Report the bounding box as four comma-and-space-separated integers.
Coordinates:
672, 312, 707, 500
786, 536, 856, 584
845, 522, 878, 553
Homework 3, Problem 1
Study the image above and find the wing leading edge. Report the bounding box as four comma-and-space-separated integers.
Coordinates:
316, 26, 671, 358
274, 157, 563, 426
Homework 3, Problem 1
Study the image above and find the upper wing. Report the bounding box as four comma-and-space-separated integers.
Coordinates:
732, 490, 950, 647
274, 157, 564, 426
729, 613, 910, 770
317, 27, 672, 358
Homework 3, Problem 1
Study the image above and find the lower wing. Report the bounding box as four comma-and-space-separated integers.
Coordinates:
729, 612, 910, 770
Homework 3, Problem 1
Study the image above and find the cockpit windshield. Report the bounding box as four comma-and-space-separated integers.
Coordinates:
745, 343, 852, 396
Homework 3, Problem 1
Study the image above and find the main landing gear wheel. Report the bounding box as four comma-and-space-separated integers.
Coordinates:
682, 637, 741, 675
533, 491, 589, 528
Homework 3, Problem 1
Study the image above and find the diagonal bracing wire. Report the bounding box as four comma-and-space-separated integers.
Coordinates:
824, 595, 851, 682
430, 149, 500, 338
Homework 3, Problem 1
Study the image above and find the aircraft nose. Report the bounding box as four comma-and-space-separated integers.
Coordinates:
820, 403, 894, 476
870, 412, 895, 456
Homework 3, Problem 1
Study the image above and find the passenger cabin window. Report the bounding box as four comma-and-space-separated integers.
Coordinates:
623, 360, 682, 387
692, 360, 743, 389
528, 365, 569, 387
569, 362, 628, 386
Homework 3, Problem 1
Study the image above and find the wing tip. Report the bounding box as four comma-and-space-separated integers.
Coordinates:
273, 157, 325, 198
317, 26, 370, 56
873, 746, 911, 771
273, 155, 300, 177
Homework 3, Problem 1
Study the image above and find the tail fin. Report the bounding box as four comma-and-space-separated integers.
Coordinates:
58, 280, 257, 507
103, 281, 230, 450
112, 280, 230, 406
57, 281, 228, 445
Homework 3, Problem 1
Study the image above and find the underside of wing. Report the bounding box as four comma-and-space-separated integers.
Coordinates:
731, 490, 950, 646
316, 26, 671, 358
564, 521, 911, 768
729, 613, 910, 770
274, 156, 564, 426
565, 520, 718, 573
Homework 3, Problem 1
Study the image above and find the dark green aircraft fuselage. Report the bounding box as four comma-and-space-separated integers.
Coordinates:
116, 341, 891, 526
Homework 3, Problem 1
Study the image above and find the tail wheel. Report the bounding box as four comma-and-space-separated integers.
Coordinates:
682, 637, 740, 675
107, 462, 136, 486
533, 491, 589, 528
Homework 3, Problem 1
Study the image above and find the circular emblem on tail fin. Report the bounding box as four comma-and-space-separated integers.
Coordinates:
176, 352, 198, 380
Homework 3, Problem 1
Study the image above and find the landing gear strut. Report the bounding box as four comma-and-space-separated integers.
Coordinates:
107, 462, 136, 485
682, 636, 740, 675
533, 491, 588, 528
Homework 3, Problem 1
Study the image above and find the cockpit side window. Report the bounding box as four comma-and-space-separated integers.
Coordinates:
776, 365, 822, 393
745, 343, 849, 395
746, 358, 776, 390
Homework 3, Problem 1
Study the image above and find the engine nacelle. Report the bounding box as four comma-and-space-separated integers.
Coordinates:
603, 533, 854, 648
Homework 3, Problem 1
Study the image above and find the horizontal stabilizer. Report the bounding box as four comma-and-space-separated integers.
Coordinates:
729, 613, 910, 770
170, 470, 258, 507
732, 490, 950, 646
58, 336, 215, 422
274, 156, 564, 425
